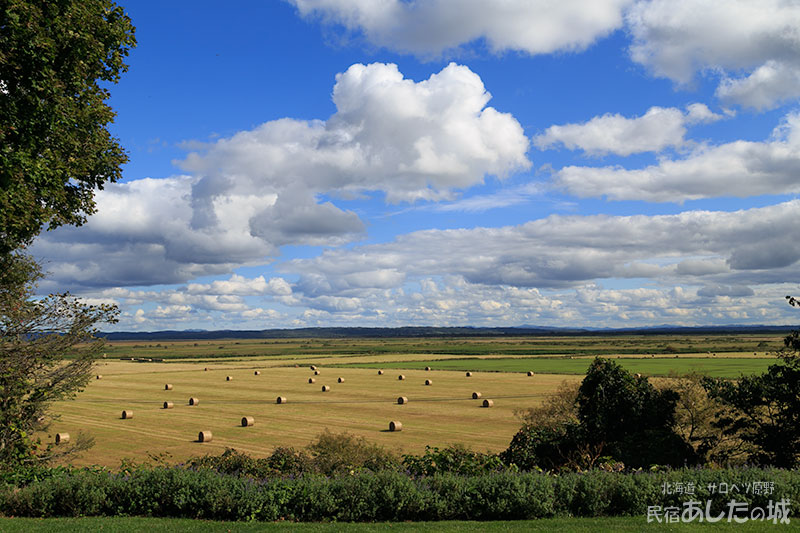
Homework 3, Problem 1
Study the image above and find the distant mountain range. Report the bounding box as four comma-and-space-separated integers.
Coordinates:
99, 324, 798, 341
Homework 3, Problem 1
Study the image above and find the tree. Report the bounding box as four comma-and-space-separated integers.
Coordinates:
703, 333, 800, 468
658, 372, 754, 466
0, 256, 118, 469
0, 0, 136, 253
575, 357, 697, 468
0, 0, 134, 469
503, 358, 697, 471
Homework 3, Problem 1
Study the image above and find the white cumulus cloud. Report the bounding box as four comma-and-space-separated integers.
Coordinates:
554, 112, 800, 202
534, 103, 722, 156
33, 62, 529, 291
627, 0, 800, 109
288, 0, 633, 56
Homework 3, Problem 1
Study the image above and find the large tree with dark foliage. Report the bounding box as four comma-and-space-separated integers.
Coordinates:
703, 325, 800, 468
0, 0, 133, 469
575, 357, 697, 468
0, 0, 136, 253
503, 358, 697, 470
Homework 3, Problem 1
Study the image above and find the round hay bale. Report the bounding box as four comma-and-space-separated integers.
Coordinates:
425, 379, 432, 386
55, 433, 70, 445
254, 370, 261, 376
389, 421, 402, 432
163, 401, 174, 409
314, 370, 321, 375
527, 371, 534, 377
276, 396, 287, 404
165, 383, 173, 390
482, 399, 494, 408
226, 376, 233, 381
465, 372, 472, 377
398, 374, 405, 380
310, 365, 317, 371
321, 385, 331, 392
425, 366, 431, 371
241, 416, 255, 427
472, 391, 482, 399
198, 430, 212, 443
308, 377, 316, 384
378, 370, 384, 375
337, 377, 345, 383
397, 396, 408, 405
121, 410, 133, 419
189, 397, 199, 406
96, 375, 102, 380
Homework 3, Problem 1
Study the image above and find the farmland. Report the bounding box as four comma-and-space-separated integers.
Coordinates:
49, 334, 785, 467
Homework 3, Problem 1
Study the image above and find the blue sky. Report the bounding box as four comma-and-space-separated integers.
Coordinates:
32, 0, 800, 330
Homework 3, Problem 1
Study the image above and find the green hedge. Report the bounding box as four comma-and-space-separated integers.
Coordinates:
1, 468, 798, 522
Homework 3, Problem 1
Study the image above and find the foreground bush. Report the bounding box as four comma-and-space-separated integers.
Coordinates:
403, 444, 510, 477
188, 431, 400, 478
2, 467, 798, 521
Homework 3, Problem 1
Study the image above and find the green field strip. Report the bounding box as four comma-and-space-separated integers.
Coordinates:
330, 356, 775, 378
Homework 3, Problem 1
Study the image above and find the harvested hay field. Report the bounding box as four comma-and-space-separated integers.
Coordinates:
45, 334, 786, 467
47, 359, 578, 467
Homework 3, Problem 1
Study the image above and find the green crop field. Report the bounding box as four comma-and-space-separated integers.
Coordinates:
98, 333, 786, 361
45, 334, 786, 468
332, 355, 775, 377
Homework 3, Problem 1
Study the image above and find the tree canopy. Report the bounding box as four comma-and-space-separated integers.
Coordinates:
703, 336, 800, 468
0, 0, 136, 253
0, 257, 118, 468
0, 0, 133, 469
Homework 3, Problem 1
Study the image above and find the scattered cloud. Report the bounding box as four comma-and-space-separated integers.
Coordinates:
554, 112, 800, 202
33, 62, 528, 291
288, 0, 633, 56
291, 1, 800, 110
627, 0, 800, 109
286, 200, 800, 294
534, 104, 722, 156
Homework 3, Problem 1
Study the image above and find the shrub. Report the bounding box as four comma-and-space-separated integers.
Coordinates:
266, 447, 314, 477
402, 444, 508, 477
2, 466, 800, 521
187, 448, 274, 479
306, 430, 400, 476
501, 423, 588, 471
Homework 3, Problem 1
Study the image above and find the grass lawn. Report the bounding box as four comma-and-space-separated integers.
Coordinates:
2, 516, 796, 532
